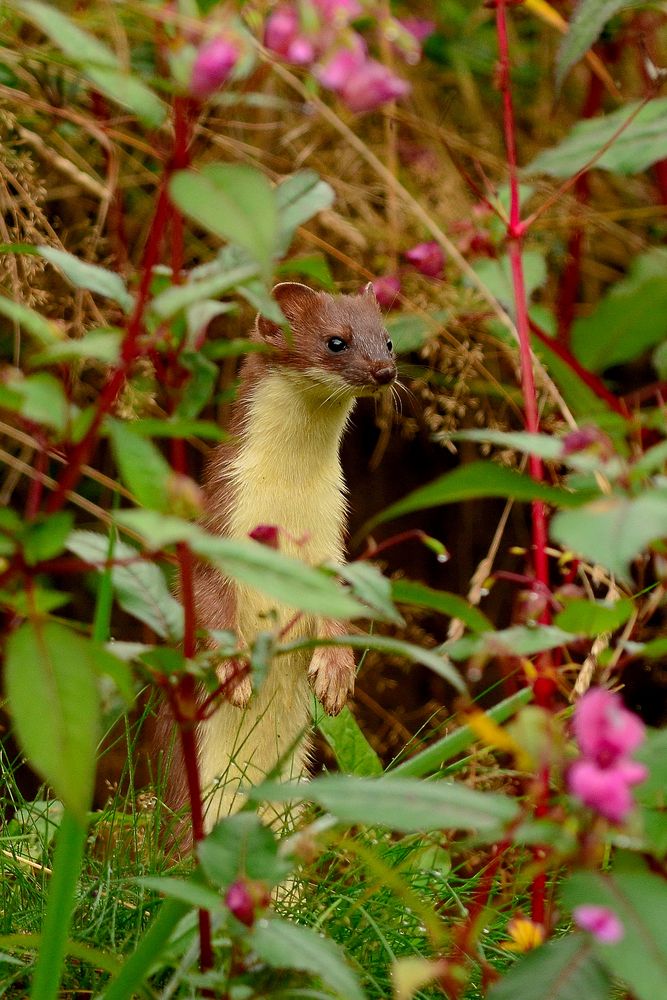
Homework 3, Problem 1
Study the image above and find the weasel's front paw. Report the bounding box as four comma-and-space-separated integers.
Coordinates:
307, 647, 355, 716
216, 658, 252, 708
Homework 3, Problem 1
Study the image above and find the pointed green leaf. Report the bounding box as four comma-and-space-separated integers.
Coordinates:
366, 461, 584, 532
170, 165, 278, 274
0, 294, 59, 345
554, 598, 634, 636
5, 622, 101, 818
557, 0, 632, 88
551, 491, 667, 581
318, 706, 383, 776
37, 247, 133, 312
251, 774, 519, 832
18, 1, 166, 127
562, 869, 667, 1000
528, 98, 667, 177
487, 935, 610, 1000
251, 917, 365, 1000
107, 419, 172, 511
392, 579, 492, 634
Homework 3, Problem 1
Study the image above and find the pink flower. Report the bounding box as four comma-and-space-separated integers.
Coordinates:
189, 37, 239, 98
264, 5, 315, 65
574, 905, 624, 944
568, 687, 647, 823
568, 759, 643, 823
316, 38, 366, 90
573, 688, 645, 765
371, 274, 401, 308
316, 38, 409, 113
405, 241, 445, 278
225, 879, 270, 927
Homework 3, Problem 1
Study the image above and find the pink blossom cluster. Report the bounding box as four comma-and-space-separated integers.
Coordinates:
263, 2, 428, 114
568, 688, 647, 823
372, 241, 446, 308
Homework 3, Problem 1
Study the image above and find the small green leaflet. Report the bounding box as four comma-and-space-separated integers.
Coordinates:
556, 0, 633, 88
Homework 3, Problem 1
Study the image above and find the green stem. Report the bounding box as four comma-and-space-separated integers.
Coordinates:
30, 810, 88, 1000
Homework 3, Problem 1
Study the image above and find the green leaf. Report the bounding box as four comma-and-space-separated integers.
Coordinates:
170, 165, 278, 275
0, 294, 59, 346
280, 633, 465, 692
67, 530, 184, 641
392, 579, 492, 633
0, 372, 69, 433
453, 428, 564, 461
528, 98, 667, 177
31, 328, 123, 367
251, 774, 519, 832
251, 917, 366, 1000
471, 251, 547, 307
445, 624, 575, 660
551, 491, 667, 581
37, 247, 133, 312
21, 512, 74, 566
332, 561, 404, 625
127, 418, 227, 442
149, 262, 258, 320
198, 813, 290, 888
139, 876, 224, 912
5, 622, 100, 818
175, 351, 218, 420
556, 0, 631, 88
554, 598, 634, 636
18, 1, 166, 127
106, 419, 172, 511
487, 934, 610, 1000
385, 314, 433, 354
275, 170, 335, 253
365, 461, 585, 533
318, 706, 383, 776
571, 255, 667, 372
276, 254, 335, 289
562, 869, 667, 1000
115, 510, 366, 620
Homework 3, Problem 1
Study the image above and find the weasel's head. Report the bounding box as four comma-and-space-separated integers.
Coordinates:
255, 282, 397, 398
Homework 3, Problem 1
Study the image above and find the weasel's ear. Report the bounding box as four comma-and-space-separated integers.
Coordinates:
362, 282, 375, 297
256, 282, 320, 343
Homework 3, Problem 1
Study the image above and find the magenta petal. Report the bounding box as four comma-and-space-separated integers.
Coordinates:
405, 241, 445, 277
339, 60, 410, 113
573, 688, 646, 763
574, 905, 624, 944
316, 39, 367, 90
190, 37, 239, 98
371, 274, 401, 308
568, 760, 635, 823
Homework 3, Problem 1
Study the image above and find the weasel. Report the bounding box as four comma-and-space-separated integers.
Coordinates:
158, 281, 396, 832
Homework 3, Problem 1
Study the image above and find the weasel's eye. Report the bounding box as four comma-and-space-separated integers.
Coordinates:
386, 340, 393, 352
327, 337, 348, 353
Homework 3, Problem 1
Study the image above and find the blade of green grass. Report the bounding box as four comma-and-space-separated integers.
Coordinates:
388, 687, 532, 778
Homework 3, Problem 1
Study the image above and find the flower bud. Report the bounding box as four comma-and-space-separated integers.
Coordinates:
371, 274, 401, 308
405, 241, 445, 278
189, 36, 239, 99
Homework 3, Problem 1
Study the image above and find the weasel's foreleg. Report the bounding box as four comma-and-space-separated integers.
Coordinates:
307, 618, 355, 716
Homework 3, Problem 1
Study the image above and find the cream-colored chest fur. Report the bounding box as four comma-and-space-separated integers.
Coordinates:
198, 370, 355, 828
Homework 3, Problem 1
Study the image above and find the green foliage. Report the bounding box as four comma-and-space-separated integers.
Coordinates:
528, 98, 667, 176
36, 247, 134, 312
5, 622, 101, 818
556, 0, 632, 87
318, 706, 384, 776
487, 935, 611, 1000
562, 868, 667, 1000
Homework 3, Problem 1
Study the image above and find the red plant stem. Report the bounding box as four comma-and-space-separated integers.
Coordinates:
25, 444, 46, 521
494, 0, 552, 932
494, 0, 550, 617
45, 182, 172, 513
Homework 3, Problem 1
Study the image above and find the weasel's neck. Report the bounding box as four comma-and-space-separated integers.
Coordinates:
226, 370, 355, 563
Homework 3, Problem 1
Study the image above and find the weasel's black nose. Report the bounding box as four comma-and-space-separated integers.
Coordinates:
372, 363, 397, 385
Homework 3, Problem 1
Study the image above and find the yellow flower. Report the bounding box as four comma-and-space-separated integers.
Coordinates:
501, 917, 545, 952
